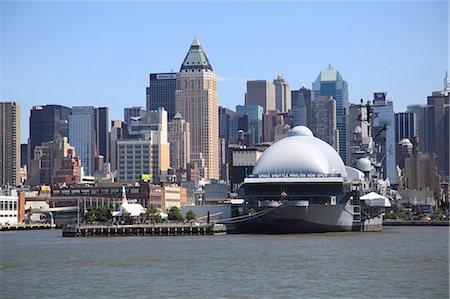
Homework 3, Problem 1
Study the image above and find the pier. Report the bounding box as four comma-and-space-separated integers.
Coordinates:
383, 219, 449, 226
62, 223, 228, 237
1, 223, 56, 231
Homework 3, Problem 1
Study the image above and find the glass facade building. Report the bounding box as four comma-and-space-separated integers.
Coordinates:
147, 73, 177, 120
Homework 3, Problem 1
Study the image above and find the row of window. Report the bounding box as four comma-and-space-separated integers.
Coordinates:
0, 201, 17, 211
0, 214, 17, 217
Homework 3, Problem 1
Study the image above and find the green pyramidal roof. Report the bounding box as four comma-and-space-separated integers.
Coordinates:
180, 37, 213, 71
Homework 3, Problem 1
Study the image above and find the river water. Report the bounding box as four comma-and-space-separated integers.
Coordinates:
1, 226, 448, 298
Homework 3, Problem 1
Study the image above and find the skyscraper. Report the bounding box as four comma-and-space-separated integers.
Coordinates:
29, 105, 71, 160
95, 107, 109, 163
69, 106, 96, 176
245, 80, 276, 112
312, 96, 338, 151
110, 120, 128, 172
372, 92, 396, 183
312, 64, 349, 164
424, 90, 449, 180
395, 112, 416, 143
218, 107, 236, 180
273, 74, 291, 113
0, 102, 20, 186
236, 105, 264, 146
147, 73, 177, 119
291, 86, 312, 127
175, 37, 219, 180
168, 113, 191, 172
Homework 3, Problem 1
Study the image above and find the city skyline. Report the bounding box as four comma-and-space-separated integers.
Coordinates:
2, 1, 448, 143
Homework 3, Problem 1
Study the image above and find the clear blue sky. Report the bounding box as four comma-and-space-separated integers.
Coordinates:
1, 1, 448, 143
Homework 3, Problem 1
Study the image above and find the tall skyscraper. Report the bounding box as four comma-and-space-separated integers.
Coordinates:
273, 74, 291, 113
95, 107, 109, 163
245, 80, 276, 112
312, 96, 338, 151
168, 113, 191, 172
406, 104, 426, 152
69, 106, 96, 176
424, 90, 449, 180
124, 106, 145, 126
395, 112, 416, 143
29, 105, 71, 160
0, 102, 20, 186
147, 73, 177, 119
372, 92, 396, 183
175, 37, 219, 180
292, 86, 312, 127
218, 107, 236, 180
312, 64, 349, 164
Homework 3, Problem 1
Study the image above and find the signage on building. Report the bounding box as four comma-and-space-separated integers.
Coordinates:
141, 174, 153, 182
156, 74, 176, 80
250, 173, 342, 179
373, 92, 387, 105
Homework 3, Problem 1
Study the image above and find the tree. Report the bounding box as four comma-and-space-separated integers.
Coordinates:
95, 205, 112, 222
168, 206, 184, 221
85, 207, 97, 223
147, 205, 163, 223
185, 209, 197, 221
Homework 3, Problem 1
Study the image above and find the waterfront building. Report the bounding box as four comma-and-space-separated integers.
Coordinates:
312, 64, 349, 164
273, 74, 291, 113
175, 37, 219, 180
124, 106, 145, 126
162, 185, 187, 209
423, 90, 449, 180
29, 105, 71, 161
372, 92, 396, 184
146, 73, 177, 120
168, 113, 191, 173
291, 86, 312, 127
404, 152, 441, 202
0, 102, 20, 187
203, 180, 228, 202
311, 96, 338, 151
69, 106, 96, 176
228, 145, 264, 192
245, 80, 276, 112
0, 188, 19, 225
395, 112, 416, 144
95, 107, 109, 163
52, 147, 81, 185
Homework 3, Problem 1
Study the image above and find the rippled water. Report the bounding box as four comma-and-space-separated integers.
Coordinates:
1, 227, 449, 298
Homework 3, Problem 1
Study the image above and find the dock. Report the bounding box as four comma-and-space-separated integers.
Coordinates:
62, 223, 228, 237
1, 223, 56, 231
383, 219, 449, 226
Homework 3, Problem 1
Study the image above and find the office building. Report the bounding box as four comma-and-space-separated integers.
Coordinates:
29, 105, 71, 160
146, 73, 177, 119
311, 96, 338, 151
236, 105, 264, 146
124, 106, 145, 126
69, 106, 96, 176
406, 105, 426, 152
292, 86, 311, 127
175, 37, 219, 180
245, 80, 276, 112
110, 120, 128, 172
423, 90, 449, 179
95, 107, 109, 163
168, 113, 190, 172
372, 92, 396, 183
273, 74, 291, 113
0, 102, 20, 186
395, 112, 416, 144
312, 64, 349, 164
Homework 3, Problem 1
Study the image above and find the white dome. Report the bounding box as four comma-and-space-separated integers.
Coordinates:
252, 126, 347, 177
356, 158, 371, 172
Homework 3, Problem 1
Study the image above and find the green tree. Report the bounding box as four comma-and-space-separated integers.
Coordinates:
168, 206, 184, 221
95, 205, 112, 222
85, 207, 97, 223
146, 205, 163, 223
185, 209, 197, 221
